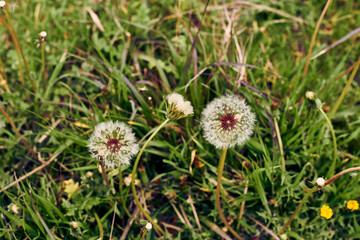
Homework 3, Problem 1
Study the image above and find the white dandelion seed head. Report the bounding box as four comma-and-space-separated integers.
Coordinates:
88, 121, 139, 169
0, 1, 6, 8
145, 222, 152, 230
201, 95, 256, 149
316, 177, 326, 187
166, 93, 194, 120
39, 31, 47, 38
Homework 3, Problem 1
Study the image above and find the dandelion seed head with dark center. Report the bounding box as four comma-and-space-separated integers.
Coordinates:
106, 138, 121, 153
219, 113, 237, 131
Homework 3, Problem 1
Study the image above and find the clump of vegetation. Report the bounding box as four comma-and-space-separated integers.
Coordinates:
1, 0, 360, 239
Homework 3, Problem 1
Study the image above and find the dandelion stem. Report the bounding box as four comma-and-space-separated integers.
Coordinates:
216, 147, 244, 240
319, 108, 337, 178
131, 118, 170, 236
99, 160, 111, 187
277, 186, 317, 236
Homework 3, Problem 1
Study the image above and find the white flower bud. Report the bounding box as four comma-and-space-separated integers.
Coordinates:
166, 93, 193, 120
316, 177, 326, 187
306, 91, 315, 100
0, 1, 6, 8
71, 221, 78, 228
145, 222, 152, 230
39, 31, 47, 38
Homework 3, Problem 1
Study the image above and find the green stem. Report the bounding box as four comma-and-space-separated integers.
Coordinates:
140, 229, 147, 240
277, 186, 317, 236
216, 147, 244, 240
41, 41, 46, 88
119, 168, 131, 218
131, 118, 170, 236
319, 108, 337, 178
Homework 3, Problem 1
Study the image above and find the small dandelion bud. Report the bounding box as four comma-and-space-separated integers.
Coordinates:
145, 222, 152, 230
201, 95, 256, 149
165, 93, 194, 120
8, 203, 19, 214
71, 221, 78, 229
39, 31, 47, 38
316, 177, 326, 187
88, 121, 139, 169
0, 1, 6, 8
86, 171, 93, 178
305, 91, 315, 100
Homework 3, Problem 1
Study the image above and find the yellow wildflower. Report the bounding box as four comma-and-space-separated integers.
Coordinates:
320, 205, 333, 219
346, 200, 359, 211
64, 179, 80, 199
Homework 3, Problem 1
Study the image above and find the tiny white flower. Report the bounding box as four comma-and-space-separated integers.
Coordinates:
88, 121, 139, 169
39, 31, 47, 38
8, 203, 19, 214
305, 91, 315, 100
71, 221, 78, 229
201, 95, 255, 149
0, 1, 6, 8
166, 93, 194, 120
145, 222, 152, 230
316, 177, 326, 187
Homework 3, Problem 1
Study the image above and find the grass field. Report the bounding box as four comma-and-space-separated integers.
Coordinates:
1, 0, 360, 239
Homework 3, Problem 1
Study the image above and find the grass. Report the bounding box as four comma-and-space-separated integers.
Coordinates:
1, 0, 360, 239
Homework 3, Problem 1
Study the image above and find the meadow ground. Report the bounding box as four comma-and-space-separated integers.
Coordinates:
0, 0, 360, 239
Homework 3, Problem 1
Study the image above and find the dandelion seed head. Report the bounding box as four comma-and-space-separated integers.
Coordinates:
166, 93, 194, 120
145, 222, 152, 230
39, 31, 47, 38
88, 121, 139, 169
316, 177, 326, 187
201, 95, 255, 149
0, 1, 6, 8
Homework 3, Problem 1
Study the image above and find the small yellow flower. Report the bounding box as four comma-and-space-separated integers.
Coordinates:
320, 205, 333, 219
346, 200, 359, 211
64, 179, 80, 199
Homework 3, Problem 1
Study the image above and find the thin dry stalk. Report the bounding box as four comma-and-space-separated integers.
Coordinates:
0, 150, 63, 193
302, 0, 333, 79
248, 215, 280, 240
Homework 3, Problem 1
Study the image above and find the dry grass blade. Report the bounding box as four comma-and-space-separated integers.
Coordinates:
0, 146, 66, 193
236, 1, 305, 23
302, 0, 333, 79
120, 207, 140, 240
187, 195, 202, 231
248, 215, 280, 240
200, 217, 232, 240
185, 62, 258, 91
86, 7, 105, 32
311, 27, 360, 60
